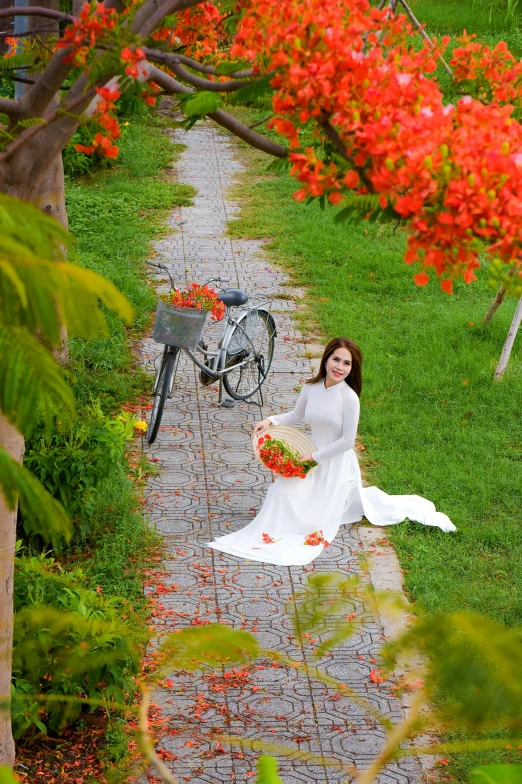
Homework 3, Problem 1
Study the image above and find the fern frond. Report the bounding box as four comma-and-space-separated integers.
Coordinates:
0, 446, 71, 542
14, 117, 46, 130
0, 54, 29, 72
0, 193, 72, 262
333, 193, 382, 224
0, 258, 133, 345
0, 326, 75, 438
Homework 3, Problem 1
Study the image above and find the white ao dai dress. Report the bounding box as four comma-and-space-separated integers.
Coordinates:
208, 380, 455, 566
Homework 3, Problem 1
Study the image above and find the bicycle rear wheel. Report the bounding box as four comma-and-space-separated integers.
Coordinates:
223, 309, 275, 401
147, 349, 178, 445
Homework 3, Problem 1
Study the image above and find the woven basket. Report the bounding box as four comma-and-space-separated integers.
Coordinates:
252, 425, 318, 476
153, 300, 208, 350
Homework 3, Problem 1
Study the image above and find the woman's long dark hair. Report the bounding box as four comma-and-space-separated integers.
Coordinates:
307, 338, 363, 397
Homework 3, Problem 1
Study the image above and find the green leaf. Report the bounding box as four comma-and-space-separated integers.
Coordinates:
0, 326, 75, 438
0, 767, 19, 784
291, 573, 361, 657
0, 53, 29, 72
256, 755, 285, 784
469, 766, 522, 784
15, 117, 46, 130
0, 258, 133, 344
384, 612, 522, 731
215, 59, 251, 76
156, 624, 259, 676
0, 447, 71, 542
0, 193, 72, 260
333, 193, 382, 224
230, 76, 273, 105
183, 91, 224, 117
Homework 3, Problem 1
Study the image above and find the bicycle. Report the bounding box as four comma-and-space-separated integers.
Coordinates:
145, 261, 277, 445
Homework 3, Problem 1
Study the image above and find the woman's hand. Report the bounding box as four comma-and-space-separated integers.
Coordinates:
299, 453, 314, 463
253, 418, 272, 438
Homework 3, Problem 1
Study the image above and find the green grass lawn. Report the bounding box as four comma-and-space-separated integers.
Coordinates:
410, 0, 522, 37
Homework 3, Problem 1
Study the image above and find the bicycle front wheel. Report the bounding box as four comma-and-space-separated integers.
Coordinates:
147, 349, 178, 445
223, 309, 275, 401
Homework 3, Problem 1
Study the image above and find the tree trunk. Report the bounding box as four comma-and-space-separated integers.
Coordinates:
0, 419, 24, 768
494, 295, 522, 380
483, 263, 521, 324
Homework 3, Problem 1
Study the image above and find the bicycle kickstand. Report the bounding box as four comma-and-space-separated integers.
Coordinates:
218, 376, 235, 408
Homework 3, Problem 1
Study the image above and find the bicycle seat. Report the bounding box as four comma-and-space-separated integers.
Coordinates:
219, 288, 248, 307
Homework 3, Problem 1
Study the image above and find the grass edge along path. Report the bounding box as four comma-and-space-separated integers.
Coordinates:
15, 116, 194, 784
225, 135, 522, 781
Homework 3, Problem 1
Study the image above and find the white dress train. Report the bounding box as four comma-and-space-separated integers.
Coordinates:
208, 381, 455, 566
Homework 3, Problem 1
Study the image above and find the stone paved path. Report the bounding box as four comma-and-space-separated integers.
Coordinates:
141, 119, 422, 784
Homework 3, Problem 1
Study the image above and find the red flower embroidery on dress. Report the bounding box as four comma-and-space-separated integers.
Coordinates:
262, 533, 276, 544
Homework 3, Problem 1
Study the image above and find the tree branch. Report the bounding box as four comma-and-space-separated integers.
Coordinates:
138, 688, 179, 784
143, 48, 253, 78
146, 53, 257, 92
320, 119, 374, 192
148, 65, 288, 158
18, 47, 75, 120
0, 6, 74, 23
133, 0, 206, 38
394, 0, 453, 78
0, 98, 20, 121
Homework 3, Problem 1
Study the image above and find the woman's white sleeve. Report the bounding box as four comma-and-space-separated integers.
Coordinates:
268, 385, 308, 426
311, 392, 360, 464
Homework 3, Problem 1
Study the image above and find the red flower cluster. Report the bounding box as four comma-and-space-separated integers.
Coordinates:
57, 2, 118, 66
152, 3, 223, 57
75, 86, 121, 159
141, 81, 162, 107
232, 0, 522, 294
258, 434, 315, 479
262, 533, 276, 543
168, 282, 226, 321
121, 46, 147, 79
304, 530, 329, 547
451, 34, 522, 106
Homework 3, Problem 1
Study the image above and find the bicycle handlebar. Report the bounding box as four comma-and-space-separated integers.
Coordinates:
146, 261, 230, 291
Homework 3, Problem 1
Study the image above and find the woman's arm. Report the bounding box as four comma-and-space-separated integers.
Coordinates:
311, 390, 360, 464
268, 385, 308, 426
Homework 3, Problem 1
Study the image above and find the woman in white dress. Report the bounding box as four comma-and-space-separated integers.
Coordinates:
208, 338, 455, 566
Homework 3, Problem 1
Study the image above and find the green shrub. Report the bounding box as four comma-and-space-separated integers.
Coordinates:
12, 553, 141, 738
23, 409, 138, 543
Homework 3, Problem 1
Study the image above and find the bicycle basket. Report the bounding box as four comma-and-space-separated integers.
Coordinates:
153, 300, 208, 349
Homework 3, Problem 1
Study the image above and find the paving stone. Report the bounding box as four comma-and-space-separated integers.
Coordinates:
139, 115, 422, 783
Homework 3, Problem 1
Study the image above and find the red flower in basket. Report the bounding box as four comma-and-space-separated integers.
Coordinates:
258, 436, 316, 479
167, 283, 225, 321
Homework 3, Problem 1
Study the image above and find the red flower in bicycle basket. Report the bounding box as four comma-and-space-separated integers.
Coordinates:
169, 283, 225, 321
304, 530, 328, 547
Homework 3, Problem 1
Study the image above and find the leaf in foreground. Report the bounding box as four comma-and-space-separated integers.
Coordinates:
469, 765, 522, 784
155, 624, 259, 676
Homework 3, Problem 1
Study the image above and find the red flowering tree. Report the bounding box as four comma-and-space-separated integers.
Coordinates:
1, 0, 522, 767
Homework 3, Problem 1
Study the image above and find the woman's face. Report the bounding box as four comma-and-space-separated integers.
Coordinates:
325, 346, 352, 386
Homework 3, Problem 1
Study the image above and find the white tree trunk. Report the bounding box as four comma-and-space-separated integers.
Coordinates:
494, 295, 522, 380
0, 419, 24, 768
